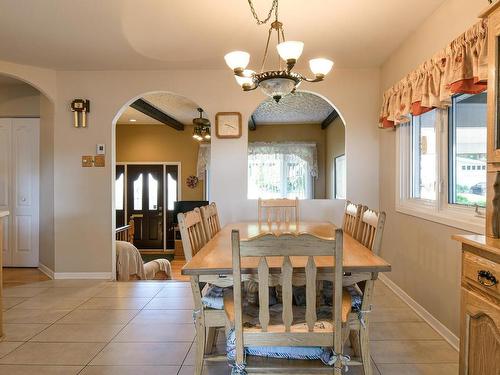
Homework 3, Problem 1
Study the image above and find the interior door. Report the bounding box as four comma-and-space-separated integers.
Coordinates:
127, 165, 164, 249
165, 165, 179, 249
115, 165, 125, 228
0, 120, 11, 264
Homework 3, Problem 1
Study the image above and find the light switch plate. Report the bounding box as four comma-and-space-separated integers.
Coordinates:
94, 155, 105, 167
82, 155, 93, 167
96, 144, 105, 155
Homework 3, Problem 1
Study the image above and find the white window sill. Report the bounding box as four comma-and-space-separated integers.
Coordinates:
396, 201, 485, 234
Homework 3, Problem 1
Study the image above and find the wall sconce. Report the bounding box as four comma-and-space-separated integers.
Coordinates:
71, 99, 90, 128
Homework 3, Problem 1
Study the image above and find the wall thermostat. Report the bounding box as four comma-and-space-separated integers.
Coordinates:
96, 144, 105, 155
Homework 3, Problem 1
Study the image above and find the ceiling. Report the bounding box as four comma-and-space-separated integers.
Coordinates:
0, 0, 446, 70
252, 91, 334, 124
117, 92, 202, 125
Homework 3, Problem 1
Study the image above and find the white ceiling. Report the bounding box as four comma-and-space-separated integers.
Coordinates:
116, 92, 203, 125
252, 91, 334, 124
0, 0, 446, 70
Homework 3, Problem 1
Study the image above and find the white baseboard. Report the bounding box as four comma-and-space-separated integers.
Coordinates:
53, 272, 112, 280
38, 263, 54, 279
378, 273, 459, 351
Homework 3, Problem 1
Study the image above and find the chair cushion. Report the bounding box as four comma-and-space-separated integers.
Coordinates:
201, 284, 225, 310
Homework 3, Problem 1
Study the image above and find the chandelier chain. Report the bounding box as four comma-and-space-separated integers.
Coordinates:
247, 0, 278, 25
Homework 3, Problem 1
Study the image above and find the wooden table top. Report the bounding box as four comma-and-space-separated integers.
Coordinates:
182, 222, 391, 275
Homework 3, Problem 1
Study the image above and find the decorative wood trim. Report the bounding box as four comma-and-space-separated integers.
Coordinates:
130, 99, 184, 131
215, 112, 242, 139
38, 263, 55, 279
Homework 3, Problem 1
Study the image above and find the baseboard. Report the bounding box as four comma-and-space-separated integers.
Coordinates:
38, 263, 54, 279
378, 273, 459, 351
53, 272, 112, 280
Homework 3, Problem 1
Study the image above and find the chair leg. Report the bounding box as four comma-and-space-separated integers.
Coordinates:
360, 326, 372, 375
349, 330, 361, 357
194, 317, 206, 375
205, 326, 217, 354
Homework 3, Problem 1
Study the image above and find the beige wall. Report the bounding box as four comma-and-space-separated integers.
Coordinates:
116, 123, 204, 201
326, 118, 346, 200
379, 0, 486, 337
248, 123, 327, 199
0, 83, 40, 117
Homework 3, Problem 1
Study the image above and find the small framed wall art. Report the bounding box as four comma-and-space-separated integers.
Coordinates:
215, 112, 242, 139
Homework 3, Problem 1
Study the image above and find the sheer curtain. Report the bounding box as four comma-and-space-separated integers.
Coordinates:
247, 142, 318, 199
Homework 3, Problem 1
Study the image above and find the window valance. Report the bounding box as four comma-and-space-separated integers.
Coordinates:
196, 143, 210, 179
248, 142, 319, 177
379, 20, 488, 128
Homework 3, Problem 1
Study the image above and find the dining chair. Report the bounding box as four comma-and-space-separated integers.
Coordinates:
225, 229, 351, 374
258, 197, 299, 227
200, 202, 221, 240
348, 206, 386, 375
342, 200, 362, 237
178, 208, 225, 375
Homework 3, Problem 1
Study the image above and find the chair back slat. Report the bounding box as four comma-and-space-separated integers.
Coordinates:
342, 200, 362, 237
200, 203, 221, 240
258, 198, 299, 226
281, 256, 293, 332
305, 256, 317, 332
258, 257, 270, 332
356, 206, 386, 254
178, 208, 207, 261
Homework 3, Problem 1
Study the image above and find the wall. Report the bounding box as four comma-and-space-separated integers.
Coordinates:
248, 123, 327, 199
0, 83, 40, 117
379, 0, 486, 336
326, 118, 346, 199
116, 123, 204, 200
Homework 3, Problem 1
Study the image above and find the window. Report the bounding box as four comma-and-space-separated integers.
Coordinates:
396, 92, 486, 233
133, 174, 143, 210
248, 143, 317, 199
449, 93, 487, 207
167, 173, 177, 211
148, 173, 158, 210
335, 154, 346, 199
115, 172, 124, 210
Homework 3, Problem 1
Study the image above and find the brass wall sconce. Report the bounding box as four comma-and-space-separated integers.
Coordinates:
71, 99, 90, 128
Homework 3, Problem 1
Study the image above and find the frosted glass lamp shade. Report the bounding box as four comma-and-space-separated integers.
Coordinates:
234, 70, 255, 87
224, 51, 250, 71
277, 41, 304, 61
309, 58, 334, 76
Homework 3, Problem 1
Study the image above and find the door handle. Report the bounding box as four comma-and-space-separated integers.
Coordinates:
130, 214, 143, 218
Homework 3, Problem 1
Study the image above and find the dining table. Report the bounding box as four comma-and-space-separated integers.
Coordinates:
181, 221, 392, 374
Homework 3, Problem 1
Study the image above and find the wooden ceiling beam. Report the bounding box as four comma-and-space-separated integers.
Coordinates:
321, 109, 339, 129
249, 115, 257, 131
130, 99, 184, 131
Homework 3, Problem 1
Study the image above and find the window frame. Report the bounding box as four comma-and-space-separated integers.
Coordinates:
395, 106, 485, 234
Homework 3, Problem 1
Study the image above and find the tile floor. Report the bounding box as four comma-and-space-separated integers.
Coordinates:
0, 279, 458, 374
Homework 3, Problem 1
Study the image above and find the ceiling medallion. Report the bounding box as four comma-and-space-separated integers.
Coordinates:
224, 0, 334, 103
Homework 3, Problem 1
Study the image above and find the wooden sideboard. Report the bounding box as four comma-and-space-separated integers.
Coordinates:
0, 211, 8, 337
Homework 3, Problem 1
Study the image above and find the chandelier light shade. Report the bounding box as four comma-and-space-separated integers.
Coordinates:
225, 0, 334, 102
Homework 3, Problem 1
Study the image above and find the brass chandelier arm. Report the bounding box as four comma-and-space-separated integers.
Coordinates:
300, 74, 326, 83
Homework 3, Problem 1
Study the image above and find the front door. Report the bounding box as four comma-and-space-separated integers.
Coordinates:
165, 165, 179, 249
127, 165, 164, 249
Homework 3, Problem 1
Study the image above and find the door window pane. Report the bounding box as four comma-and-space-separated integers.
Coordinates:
411, 110, 437, 200
133, 173, 143, 210
148, 173, 158, 210
335, 154, 346, 199
167, 173, 177, 211
115, 172, 124, 210
450, 93, 487, 207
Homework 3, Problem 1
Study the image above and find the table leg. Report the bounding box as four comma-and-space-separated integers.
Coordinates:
190, 275, 205, 375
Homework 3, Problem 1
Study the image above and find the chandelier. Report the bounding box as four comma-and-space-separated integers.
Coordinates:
224, 0, 334, 103
192, 108, 211, 141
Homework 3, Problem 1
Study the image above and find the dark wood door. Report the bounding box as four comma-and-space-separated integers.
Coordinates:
115, 165, 125, 228
127, 165, 164, 249
165, 165, 179, 249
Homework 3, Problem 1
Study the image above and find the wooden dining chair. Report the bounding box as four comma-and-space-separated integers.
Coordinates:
342, 200, 362, 237
258, 198, 299, 227
348, 206, 386, 375
225, 229, 351, 374
178, 208, 225, 375
200, 202, 221, 240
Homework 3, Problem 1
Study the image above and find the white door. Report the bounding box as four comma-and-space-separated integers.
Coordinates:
0, 120, 11, 264
0, 118, 39, 267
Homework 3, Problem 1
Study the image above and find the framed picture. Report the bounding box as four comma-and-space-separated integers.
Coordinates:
215, 112, 242, 139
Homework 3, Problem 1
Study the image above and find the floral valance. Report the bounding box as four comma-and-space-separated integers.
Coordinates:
196, 143, 210, 180
379, 19, 488, 128
248, 142, 319, 177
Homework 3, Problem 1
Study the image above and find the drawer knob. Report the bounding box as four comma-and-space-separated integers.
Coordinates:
477, 270, 498, 287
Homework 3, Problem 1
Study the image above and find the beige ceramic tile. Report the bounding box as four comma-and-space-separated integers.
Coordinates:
0, 342, 106, 365
144, 297, 194, 310
113, 323, 195, 342
35, 287, 102, 299
78, 298, 151, 310
377, 363, 459, 375
1, 324, 49, 342
2, 298, 27, 310
131, 309, 193, 324
370, 322, 441, 341
372, 293, 408, 309
23, 280, 106, 288
93, 287, 162, 298
3, 287, 49, 298
371, 340, 458, 364
155, 287, 192, 298
0, 365, 83, 375
179, 364, 231, 375
0, 342, 24, 359
30, 324, 124, 342
3, 309, 70, 324
58, 309, 138, 324
370, 307, 423, 323
14, 297, 86, 310
90, 342, 191, 365
79, 365, 180, 375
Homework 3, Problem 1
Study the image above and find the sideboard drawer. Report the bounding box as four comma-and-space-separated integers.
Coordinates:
463, 252, 499, 297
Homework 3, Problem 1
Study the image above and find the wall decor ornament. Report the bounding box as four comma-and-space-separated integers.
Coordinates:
71, 99, 90, 128
186, 175, 199, 189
